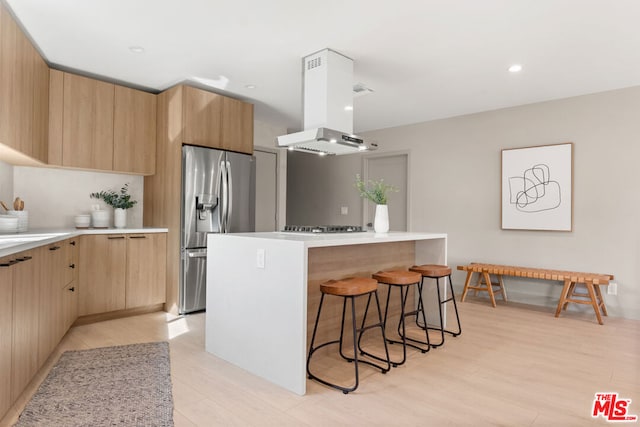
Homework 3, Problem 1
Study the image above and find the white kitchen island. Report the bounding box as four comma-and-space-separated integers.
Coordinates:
205, 231, 447, 395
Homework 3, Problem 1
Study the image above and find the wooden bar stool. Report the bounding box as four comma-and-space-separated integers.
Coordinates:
409, 264, 462, 347
307, 277, 391, 394
366, 270, 430, 367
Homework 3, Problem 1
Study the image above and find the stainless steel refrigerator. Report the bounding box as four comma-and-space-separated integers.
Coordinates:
180, 145, 255, 314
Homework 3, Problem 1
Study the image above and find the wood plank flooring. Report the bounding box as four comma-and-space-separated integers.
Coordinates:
2, 298, 638, 426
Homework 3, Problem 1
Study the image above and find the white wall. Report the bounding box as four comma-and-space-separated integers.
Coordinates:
287, 86, 640, 320
0, 160, 13, 208
13, 166, 143, 229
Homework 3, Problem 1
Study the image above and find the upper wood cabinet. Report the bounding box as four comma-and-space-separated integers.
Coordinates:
0, 4, 48, 163
182, 85, 253, 154
183, 85, 223, 149
222, 96, 253, 154
48, 71, 115, 171
49, 70, 157, 175
113, 86, 157, 174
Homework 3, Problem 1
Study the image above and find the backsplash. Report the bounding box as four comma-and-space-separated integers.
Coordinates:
0, 160, 13, 205
13, 166, 143, 229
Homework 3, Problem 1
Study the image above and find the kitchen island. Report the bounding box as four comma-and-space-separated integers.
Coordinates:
205, 231, 447, 395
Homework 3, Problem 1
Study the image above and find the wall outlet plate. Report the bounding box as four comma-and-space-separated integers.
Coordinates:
256, 248, 265, 268
607, 282, 617, 295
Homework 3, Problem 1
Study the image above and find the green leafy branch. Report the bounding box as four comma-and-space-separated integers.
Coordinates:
90, 183, 137, 210
355, 174, 397, 205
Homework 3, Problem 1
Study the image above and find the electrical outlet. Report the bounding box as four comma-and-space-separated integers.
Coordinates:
607, 282, 617, 295
256, 248, 265, 269
341, 206, 348, 215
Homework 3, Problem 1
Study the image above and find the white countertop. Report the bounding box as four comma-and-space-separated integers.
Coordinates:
0, 227, 168, 257
214, 231, 447, 248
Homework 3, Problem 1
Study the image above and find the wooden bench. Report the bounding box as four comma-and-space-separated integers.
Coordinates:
457, 263, 614, 325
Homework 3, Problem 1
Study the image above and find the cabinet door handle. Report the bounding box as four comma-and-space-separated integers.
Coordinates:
49, 246, 61, 251
68, 287, 75, 292
70, 241, 76, 246
108, 236, 125, 240
129, 235, 147, 239
15, 256, 32, 262
69, 263, 75, 269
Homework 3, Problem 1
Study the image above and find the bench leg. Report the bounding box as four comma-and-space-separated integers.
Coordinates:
593, 284, 608, 316
584, 281, 604, 325
460, 271, 474, 302
483, 272, 497, 308
555, 279, 572, 318
498, 275, 507, 302
562, 282, 577, 311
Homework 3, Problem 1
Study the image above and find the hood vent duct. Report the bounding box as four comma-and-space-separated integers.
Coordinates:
277, 49, 377, 155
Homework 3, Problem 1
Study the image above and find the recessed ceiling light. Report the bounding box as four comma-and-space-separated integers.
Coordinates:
344, 105, 353, 111
245, 84, 256, 89
129, 46, 145, 54
508, 64, 522, 73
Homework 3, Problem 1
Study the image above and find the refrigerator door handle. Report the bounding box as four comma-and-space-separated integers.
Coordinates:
225, 160, 232, 230
218, 159, 226, 232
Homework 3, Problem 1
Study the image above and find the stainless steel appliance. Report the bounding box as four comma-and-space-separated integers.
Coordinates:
282, 225, 365, 233
180, 145, 255, 314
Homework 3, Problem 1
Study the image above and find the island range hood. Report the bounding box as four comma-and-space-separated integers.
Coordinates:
277, 49, 377, 155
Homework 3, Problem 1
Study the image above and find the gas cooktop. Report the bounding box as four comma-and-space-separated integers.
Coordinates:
282, 225, 365, 233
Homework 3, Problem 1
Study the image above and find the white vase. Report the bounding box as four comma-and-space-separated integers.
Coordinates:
374, 204, 389, 233
114, 208, 127, 229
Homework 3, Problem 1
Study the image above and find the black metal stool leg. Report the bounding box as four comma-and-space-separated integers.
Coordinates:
397, 281, 430, 353
357, 293, 391, 373
308, 290, 390, 394
417, 274, 463, 347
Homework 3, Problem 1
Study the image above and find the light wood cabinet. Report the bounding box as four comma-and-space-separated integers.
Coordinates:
183, 85, 223, 149
0, 4, 48, 163
37, 242, 66, 366
37, 238, 79, 366
62, 238, 78, 331
61, 72, 115, 171
221, 96, 253, 154
0, 256, 14, 417
78, 234, 127, 316
79, 233, 166, 316
11, 250, 40, 402
49, 70, 157, 175
113, 86, 157, 174
182, 85, 253, 154
125, 233, 167, 308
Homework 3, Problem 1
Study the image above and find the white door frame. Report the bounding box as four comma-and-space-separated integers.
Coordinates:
362, 150, 411, 231
253, 146, 280, 231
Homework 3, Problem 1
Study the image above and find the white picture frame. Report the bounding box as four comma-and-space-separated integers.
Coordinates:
501, 143, 573, 231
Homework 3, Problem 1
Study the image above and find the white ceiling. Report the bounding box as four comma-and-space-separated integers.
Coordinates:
5, 0, 640, 133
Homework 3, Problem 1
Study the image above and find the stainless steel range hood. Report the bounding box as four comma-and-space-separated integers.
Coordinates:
277, 49, 377, 155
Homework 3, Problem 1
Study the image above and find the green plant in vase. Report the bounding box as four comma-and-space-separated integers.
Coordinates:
90, 183, 137, 228
355, 174, 397, 233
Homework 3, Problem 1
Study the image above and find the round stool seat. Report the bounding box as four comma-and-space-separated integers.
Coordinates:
410, 264, 452, 277
372, 270, 422, 285
320, 277, 378, 296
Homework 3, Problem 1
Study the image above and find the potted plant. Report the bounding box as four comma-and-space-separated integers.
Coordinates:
355, 174, 397, 233
90, 183, 137, 228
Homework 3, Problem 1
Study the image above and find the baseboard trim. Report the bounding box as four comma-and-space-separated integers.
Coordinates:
73, 304, 165, 326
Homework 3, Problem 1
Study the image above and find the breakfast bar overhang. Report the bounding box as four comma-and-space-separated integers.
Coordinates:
205, 231, 447, 395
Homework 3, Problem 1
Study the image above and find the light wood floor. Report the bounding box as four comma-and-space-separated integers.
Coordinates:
2, 298, 639, 426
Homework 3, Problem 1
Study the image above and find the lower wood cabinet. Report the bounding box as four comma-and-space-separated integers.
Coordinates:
0, 256, 14, 417
125, 233, 167, 308
79, 233, 166, 316
10, 250, 40, 403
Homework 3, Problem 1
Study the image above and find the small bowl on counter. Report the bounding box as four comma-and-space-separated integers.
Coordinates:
74, 214, 91, 229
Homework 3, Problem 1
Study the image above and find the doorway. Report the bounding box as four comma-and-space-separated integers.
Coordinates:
254, 148, 278, 232
363, 153, 409, 231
